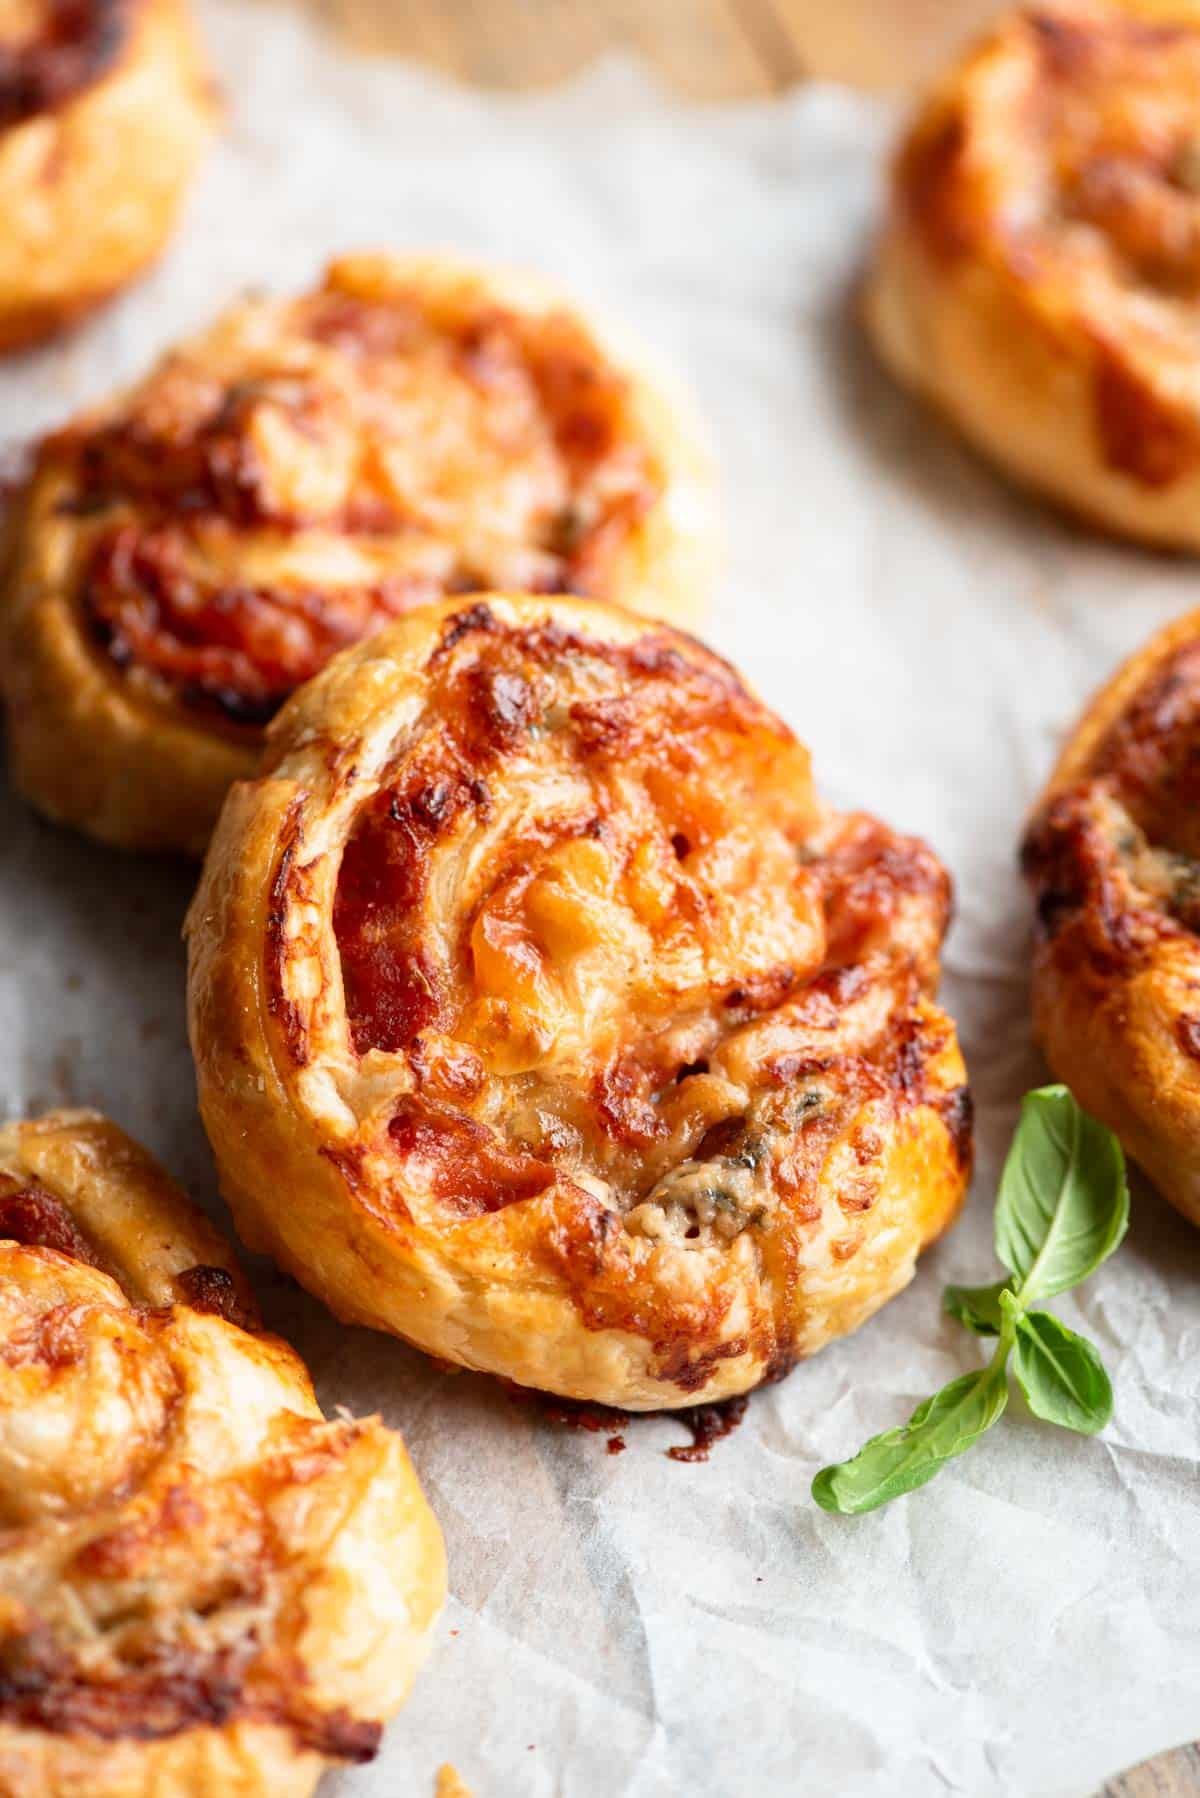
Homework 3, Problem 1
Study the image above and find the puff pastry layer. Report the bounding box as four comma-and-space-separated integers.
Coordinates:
186, 594, 971, 1410
0, 252, 715, 854
0, 1108, 445, 1798
1023, 611, 1200, 1228
866, 0, 1200, 549
0, 0, 214, 352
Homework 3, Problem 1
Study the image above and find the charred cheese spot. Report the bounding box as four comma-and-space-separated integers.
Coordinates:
0, 1, 132, 132
44, 266, 666, 728
173, 1263, 257, 1330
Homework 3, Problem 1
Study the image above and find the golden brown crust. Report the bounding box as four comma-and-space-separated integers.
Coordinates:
1022, 609, 1200, 1226
0, 252, 717, 855
0, 1108, 446, 1798
186, 594, 971, 1410
865, 0, 1200, 549
0, 0, 214, 354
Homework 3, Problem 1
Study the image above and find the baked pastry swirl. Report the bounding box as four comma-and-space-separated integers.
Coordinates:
0, 1108, 446, 1798
1023, 611, 1200, 1228
186, 594, 971, 1410
866, 0, 1200, 549
0, 0, 214, 353
0, 252, 715, 854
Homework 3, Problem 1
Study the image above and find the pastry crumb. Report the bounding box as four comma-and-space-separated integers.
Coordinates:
435, 1764, 473, 1798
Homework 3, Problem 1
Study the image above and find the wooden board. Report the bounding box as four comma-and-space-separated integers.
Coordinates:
286, 2, 1200, 1789
1102, 1742, 1200, 1797
310, 0, 1001, 98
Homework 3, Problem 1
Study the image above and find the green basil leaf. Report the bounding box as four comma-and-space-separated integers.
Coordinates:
994, 1086, 1129, 1306
942, 1279, 1011, 1336
811, 1363, 1009, 1515
1009, 1304, 1113, 1435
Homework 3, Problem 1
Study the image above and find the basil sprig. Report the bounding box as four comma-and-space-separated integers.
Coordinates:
812, 1086, 1128, 1516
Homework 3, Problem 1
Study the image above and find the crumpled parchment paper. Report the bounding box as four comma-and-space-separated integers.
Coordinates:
3, 4, 1200, 1793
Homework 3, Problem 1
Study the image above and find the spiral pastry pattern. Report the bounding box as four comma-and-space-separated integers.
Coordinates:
866, 1, 1200, 549
0, 1109, 446, 1798
1023, 611, 1200, 1228
1, 253, 715, 853
0, 0, 213, 352
187, 595, 971, 1410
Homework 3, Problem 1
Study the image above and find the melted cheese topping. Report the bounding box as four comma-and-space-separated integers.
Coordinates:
188, 595, 970, 1402
1021, 616, 1200, 1228
319, 605, 962, 1246
0, 1122, 438, 1771
1025, 631, 1200, 943
897, 1, 1200, 485
38, 258, 665, 729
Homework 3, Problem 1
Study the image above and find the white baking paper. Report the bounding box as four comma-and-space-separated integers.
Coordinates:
3, 5, 1200, 1793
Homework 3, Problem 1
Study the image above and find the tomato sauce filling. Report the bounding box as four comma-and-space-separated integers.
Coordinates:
82, 528, 442, 727
0, 1173, 96, 1264
0, 1623, 382, 1758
